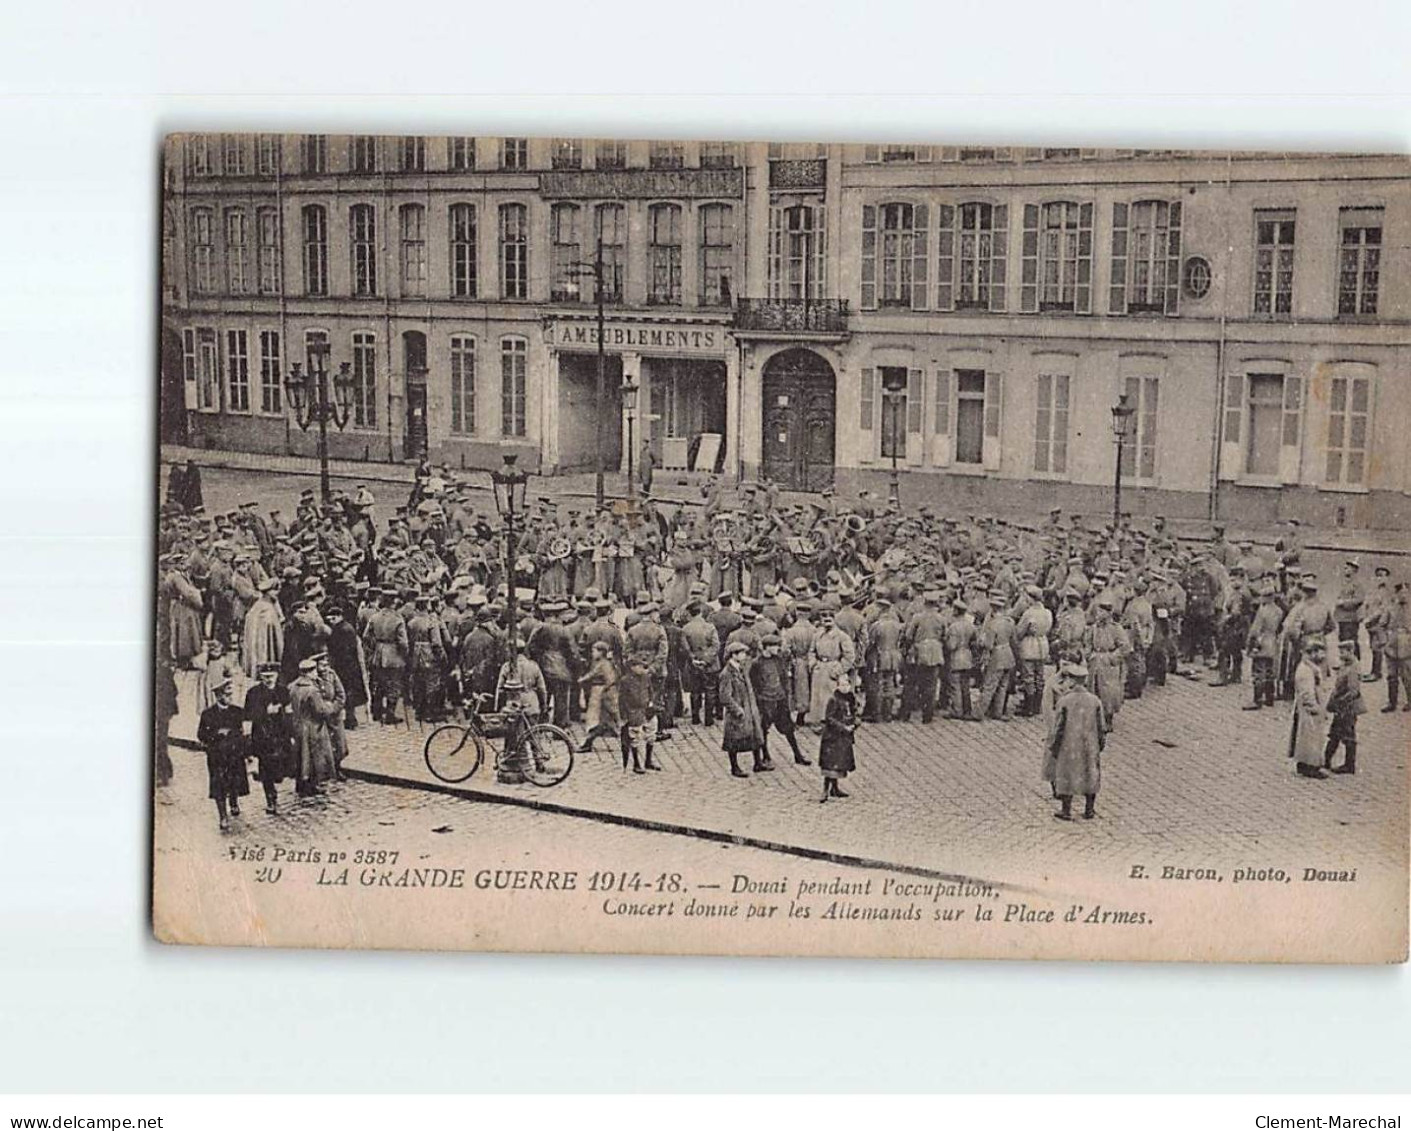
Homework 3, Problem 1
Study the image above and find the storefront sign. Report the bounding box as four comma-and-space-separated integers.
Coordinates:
545, 319, 728, 356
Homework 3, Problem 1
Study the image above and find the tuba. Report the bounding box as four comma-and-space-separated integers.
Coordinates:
546, 536, 572, 562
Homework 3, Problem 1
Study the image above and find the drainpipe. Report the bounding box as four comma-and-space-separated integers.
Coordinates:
1207, 153, 1234, 521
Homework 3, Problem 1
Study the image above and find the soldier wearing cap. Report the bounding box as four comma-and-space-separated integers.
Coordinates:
196, 675, 250, 832
977, 592, 1017, 721
1244, 580, 1285, 710
1289, 637, 1331, 779
1364, 565, 1394, 684
681, 601, 722, 727
750, 633, 809, 765
363, 587, 410, 724
1382, 582, 1411, 712
1334, 558, 1367, 659
719, 640, 766, 778
1043, 661, 1105, 821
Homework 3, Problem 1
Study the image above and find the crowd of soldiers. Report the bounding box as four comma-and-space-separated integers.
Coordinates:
157, 458, 1411, 829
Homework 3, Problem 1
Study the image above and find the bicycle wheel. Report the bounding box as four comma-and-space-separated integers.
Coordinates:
520, 723, 575, 787
424, 723, 486, 784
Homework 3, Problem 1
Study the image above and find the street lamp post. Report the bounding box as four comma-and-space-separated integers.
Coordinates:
564, 238, 608, 509
1111, 391, 1136, 531
490, 453, 530, 783
283, 340, 356, 505
887, 390, 903, 509
622, 377, 640, 500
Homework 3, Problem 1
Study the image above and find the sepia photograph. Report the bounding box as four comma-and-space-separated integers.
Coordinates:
151, 132, 1410, 963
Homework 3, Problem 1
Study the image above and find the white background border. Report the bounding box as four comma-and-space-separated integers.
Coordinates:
1, 0, 1409, 1093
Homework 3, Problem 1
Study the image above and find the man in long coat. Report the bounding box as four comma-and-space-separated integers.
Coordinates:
289, 657, 339, 796
719, 641, 764, 778
1288, 638, 1330, 779
1043, 662, 1106, 821
240, 578, 284, 678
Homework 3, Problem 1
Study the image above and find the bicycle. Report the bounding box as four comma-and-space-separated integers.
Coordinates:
423, 693, 575, 787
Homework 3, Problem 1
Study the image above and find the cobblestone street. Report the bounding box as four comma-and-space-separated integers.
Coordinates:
165, 657, 1410, 892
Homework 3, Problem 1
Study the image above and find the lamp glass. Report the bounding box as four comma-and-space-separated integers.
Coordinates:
333, 362, 355, 415
622, 381, 639, 411
284, 363, 307, 413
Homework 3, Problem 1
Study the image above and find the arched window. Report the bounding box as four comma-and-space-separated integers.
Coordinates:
1020, 200, 1093, 313
301, 204, 327, 296
648, 203, 682, 305
594, 204, 625, 303
1110, 200, 1181, 314
256, 207, 280, 295
698, 203, 734, 307
224, 207, 248, 295
551, 203, 581, 301
499, 203, 528, 299
768, 203, 826, 300
861, 202, 928, 309
449, 203, 477, 298
349, 203, 377, 296
400, 204, 426, 296
937, 201, 1007, 312
189, 207, 215, 295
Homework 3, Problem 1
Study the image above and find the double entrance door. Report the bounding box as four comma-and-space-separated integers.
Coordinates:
761, 349, 836, 492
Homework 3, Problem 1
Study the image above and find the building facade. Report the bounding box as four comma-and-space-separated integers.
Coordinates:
161, 133, 745, 476
162, 136, 1411, 528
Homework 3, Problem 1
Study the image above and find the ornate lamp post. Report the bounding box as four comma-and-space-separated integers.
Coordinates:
1111, 391, 1136, 531
564, 236, 608, 509
283, 339, 356, 504
622, 377, 640, 500
880, 370, 907, 508
490, 453, 530, 783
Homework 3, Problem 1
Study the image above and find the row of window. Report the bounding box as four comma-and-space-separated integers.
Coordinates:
183, 134, 1215, 178
180, 328, 530, 438
181, 200, 738, 306
860, 146, 1186, 164
185, 135, 738, 178
856, 365, 1372, 487
858, 200, 1383, 319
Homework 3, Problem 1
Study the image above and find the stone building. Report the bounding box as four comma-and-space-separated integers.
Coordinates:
162, 135, 1410, 528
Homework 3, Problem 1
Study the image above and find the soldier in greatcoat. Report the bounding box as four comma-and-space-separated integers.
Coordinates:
1043, 662, 1106, 821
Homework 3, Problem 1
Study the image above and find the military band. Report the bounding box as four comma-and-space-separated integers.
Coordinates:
160, 465, 1407, 832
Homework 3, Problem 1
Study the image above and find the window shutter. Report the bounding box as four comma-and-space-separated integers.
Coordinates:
939, 147, 959, 163
860, 205, 877, 310
1220, 373, 1244, 482
813, 208, 827, 300
935, 204, 955, 311
766, 205, 783, 300
1053, 374, 1070, 474
911, 203, 929, 310
915, 146, 933, 163
1020, 204, 1039, 312
860, 367, 875, 436
932, 368, 952, 467
990, 203, 1009, 312
1279, 372, 1304, 484
1164, 201, 1182, 315
181, 329, 198, 410
1109, 202, 1129, 314
1034, 374, 1052, 472
982, 371, 1003, 470
907, 368, 924, 464
993, 147, 1014, 162
863, 145, 880, 164
1075, 202, 1094, 313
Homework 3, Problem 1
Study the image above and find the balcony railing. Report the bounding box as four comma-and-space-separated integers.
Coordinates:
734, 297, 849, 335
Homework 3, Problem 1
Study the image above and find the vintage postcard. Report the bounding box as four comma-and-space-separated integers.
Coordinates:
153, 133, 1409, 962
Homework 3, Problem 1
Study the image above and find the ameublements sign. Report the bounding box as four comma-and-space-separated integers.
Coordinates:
544, 319, 728, 356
